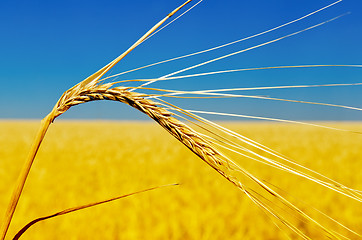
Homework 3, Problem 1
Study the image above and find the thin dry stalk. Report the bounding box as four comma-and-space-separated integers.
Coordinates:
12, 184, 178, 240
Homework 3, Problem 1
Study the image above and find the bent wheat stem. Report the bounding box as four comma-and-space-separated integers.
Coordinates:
0, 1, 192, 239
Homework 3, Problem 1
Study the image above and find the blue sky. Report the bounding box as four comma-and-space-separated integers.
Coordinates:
0, 0, 361, 121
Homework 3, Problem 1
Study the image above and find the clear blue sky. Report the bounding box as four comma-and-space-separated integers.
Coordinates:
0, 0, 361, 121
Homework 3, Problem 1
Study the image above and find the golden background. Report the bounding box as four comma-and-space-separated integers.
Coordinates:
1, 121, 361, 239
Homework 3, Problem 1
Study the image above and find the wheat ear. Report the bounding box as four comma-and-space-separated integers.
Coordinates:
55, 85, 237, 178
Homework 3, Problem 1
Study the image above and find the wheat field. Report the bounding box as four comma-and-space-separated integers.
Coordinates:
1, 121, 361, 239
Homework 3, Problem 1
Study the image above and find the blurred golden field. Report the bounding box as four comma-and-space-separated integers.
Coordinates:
1, 121, 362, 239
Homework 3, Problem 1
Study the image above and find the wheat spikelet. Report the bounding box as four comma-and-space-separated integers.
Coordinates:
55, 85, 235, 176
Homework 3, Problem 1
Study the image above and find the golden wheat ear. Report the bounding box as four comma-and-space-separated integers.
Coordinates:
12, 184, 178, 240
0, 1, 193, 239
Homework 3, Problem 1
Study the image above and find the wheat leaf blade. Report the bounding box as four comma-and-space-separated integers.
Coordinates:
12, 184, 178, 240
